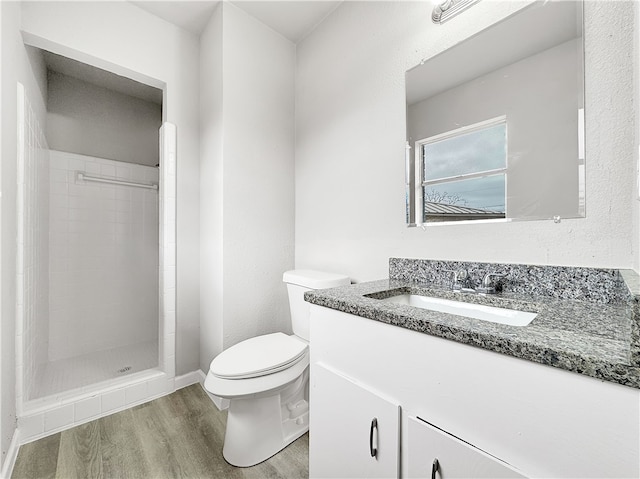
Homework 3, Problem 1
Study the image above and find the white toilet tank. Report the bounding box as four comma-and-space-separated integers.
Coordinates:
283, 270, 350, 341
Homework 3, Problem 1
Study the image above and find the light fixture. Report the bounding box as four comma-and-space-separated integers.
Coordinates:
432, 0, 481, 24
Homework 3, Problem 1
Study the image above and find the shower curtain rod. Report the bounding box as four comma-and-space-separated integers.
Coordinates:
77, 172, 158, 190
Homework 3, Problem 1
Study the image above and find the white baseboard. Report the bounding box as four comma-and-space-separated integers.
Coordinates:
177, 369, 229, 411
174, 369, 205, 390
1, 429, 20, 479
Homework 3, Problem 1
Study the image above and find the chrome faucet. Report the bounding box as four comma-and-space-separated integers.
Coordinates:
477, 273, 506, 294
443, 269, 463, 291
443, 269, 474, 293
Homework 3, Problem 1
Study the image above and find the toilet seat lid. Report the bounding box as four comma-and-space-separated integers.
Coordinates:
210, 332, 308, 380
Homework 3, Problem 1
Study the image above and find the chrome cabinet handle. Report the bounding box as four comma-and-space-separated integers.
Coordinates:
369, 417, 378, 458
432, 458, 440, 479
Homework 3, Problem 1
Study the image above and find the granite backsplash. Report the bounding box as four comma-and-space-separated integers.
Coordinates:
389, 258, 631, 304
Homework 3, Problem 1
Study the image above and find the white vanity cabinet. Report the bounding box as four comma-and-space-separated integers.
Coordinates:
309, 363, 400, 478
407, 417, 525, 479
309, 305, 640, 479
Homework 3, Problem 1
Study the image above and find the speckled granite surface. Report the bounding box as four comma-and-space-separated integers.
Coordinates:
389, 258, 631, 304
305, 263, 640, 389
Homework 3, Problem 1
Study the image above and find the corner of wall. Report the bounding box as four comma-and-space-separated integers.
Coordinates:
198, 1, 296, 365
199, 3, 224, 372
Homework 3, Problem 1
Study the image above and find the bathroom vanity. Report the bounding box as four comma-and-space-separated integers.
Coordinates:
306, 259, 640, 478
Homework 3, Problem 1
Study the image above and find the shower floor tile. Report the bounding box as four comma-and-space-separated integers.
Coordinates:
31, 341, 158, 399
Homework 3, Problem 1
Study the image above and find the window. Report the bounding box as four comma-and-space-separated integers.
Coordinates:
416, 117, 507, 223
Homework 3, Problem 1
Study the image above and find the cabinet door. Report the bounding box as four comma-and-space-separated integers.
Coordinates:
310, 363, 400, 479
407, 417, 527, 479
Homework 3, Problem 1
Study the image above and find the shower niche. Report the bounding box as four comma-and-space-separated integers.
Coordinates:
17, 46, 175, 410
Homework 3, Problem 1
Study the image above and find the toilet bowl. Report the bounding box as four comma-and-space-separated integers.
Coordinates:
204, 270, 350, 467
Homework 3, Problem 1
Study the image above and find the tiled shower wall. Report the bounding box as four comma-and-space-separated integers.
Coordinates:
16, 83, 50, 406
17, 124, 177, 444
47, 150, 159, 362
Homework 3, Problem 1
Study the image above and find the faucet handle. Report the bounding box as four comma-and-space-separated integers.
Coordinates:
443, 269, 467, 280
442, 269, 467, 291
478, 272, 506, 294
482, 272, 506, 286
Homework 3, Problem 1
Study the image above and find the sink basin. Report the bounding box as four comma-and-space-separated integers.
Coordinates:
381, 294, 536, 326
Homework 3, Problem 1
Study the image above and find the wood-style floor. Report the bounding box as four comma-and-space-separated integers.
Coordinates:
12, 384, 309, 479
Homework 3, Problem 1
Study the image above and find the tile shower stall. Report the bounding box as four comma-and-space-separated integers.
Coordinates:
16, 83, 177, 442
42, 150, 159, 396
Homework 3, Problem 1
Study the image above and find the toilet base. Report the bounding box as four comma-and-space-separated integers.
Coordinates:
222, 370, 309, 467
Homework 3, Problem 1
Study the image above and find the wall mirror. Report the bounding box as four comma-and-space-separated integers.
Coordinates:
406, 0, 584, 226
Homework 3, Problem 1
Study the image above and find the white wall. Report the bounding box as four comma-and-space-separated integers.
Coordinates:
295, 1, 637, 282
199, 5, 224, 373
20, 1, 200, 375
199, 3, 295, 371
634, 2, 640, 273
47, 71, 162, 166
47, 151, 158, 363
0, 1, 49, 462
25, 46, 47, 108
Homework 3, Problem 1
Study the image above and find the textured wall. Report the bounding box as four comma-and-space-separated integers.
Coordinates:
634, 3, 640, 274
295, 1, 637, 282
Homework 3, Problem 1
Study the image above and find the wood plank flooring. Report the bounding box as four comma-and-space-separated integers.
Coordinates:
12, 384, 309, 479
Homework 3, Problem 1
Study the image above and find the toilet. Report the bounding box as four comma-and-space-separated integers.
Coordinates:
204, 269, 350, 467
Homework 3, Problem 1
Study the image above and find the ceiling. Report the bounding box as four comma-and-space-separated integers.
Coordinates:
129, 1, 221, 36
38, 1, 343, 106
129, 1, 342, 43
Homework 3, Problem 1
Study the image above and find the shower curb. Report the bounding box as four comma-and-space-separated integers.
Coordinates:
17, 369, 174, 445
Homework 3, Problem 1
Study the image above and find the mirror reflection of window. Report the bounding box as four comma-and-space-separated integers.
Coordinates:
405, 0, 584, 226
418, 118, 507, 223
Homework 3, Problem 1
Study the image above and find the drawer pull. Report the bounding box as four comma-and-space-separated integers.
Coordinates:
369, 417, 378, 458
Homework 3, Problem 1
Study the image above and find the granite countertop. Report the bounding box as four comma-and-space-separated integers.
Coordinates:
305, 273, 640, 389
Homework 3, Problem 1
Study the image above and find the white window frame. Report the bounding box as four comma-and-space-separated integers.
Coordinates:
414, 115, 508, 225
